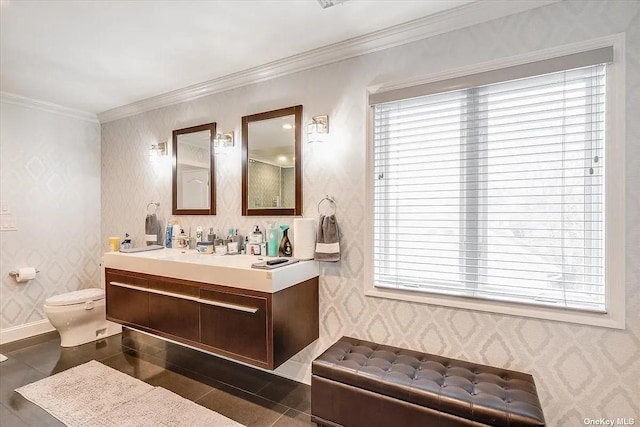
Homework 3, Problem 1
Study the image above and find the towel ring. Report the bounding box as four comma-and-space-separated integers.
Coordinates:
317, 195, 336, 216
146, 201, 160, 215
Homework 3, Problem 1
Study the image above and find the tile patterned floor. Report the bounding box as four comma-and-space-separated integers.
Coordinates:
0, 329, 314, 427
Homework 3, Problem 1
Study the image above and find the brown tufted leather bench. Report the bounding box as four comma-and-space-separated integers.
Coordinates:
312, 336, 545, 427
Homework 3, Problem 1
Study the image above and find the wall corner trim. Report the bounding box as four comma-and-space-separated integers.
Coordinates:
97, 0, 558, 124
1, 92, 99, 123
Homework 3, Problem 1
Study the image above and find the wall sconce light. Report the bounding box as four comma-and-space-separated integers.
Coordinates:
214, 131, 234, 148
149, 142, 167, 160
306, 115, 329, 143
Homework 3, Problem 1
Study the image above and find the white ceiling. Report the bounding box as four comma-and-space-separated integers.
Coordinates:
0, 0, 474, 115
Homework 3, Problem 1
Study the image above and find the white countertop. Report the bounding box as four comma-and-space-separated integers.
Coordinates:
103, 249, 319, 293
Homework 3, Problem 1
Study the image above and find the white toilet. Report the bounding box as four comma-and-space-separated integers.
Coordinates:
44, 288, 122, 347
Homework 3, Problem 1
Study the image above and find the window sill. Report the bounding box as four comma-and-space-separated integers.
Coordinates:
364, 285, 625, 330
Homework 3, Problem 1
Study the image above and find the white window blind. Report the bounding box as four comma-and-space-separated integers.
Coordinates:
372, 63, 607, 312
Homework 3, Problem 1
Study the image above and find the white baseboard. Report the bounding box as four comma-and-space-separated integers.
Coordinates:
0, 319, 56, 345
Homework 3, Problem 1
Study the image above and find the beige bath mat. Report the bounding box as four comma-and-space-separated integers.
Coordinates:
15, 359, 243, 427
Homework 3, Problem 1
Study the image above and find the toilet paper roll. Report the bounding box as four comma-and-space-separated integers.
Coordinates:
293, 218, 316, 260
16, 267, 37, 283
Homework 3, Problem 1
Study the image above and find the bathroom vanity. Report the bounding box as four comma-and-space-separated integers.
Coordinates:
103, 250, 319, 370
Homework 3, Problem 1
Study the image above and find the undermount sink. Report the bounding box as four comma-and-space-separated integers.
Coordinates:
103, 248, 318, 293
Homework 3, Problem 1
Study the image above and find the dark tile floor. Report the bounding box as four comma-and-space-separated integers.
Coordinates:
0, 328, 314, 427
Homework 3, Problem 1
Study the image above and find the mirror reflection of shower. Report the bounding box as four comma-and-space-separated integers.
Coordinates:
247, 158, 294, 209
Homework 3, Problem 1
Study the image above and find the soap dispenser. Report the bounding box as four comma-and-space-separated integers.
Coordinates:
279, 225, 292, 257
266, 222, 279, 257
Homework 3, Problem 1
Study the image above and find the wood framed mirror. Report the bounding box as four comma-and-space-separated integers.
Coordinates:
242, 105, 302, 216
172, 123, 216, 215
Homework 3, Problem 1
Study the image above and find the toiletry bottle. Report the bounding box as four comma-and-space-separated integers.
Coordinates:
279, 225, 292, 257
172, 221, 181, 245
178, 229, 187, 248
208, 227, 215, 242
196, 226, 203, 242
251, 225, 263, 244
165, 218, 173, 248
121, 233, 132, 251
266, 222, 279, 257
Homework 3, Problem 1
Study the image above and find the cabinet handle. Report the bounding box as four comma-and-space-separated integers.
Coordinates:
109, 281, 259, 314
198, 297, 259, 314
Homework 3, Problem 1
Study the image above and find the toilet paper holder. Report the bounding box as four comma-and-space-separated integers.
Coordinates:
9, 268, 40, 277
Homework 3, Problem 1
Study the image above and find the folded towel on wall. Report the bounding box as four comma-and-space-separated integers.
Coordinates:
315, 214, 340, 262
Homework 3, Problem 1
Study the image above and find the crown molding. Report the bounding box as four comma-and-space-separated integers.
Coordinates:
98, 0, 558, 124
1, 92, 99, 123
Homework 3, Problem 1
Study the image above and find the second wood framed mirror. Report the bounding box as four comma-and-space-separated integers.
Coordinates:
172, 123, 216, 215
242, 105, 302, 216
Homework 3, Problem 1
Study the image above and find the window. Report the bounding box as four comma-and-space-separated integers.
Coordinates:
366, 40, 625, 328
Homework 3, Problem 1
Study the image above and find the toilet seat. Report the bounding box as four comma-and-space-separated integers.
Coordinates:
45, 288, 105, 307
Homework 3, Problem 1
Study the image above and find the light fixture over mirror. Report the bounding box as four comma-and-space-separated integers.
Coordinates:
172, 123, 216, 215
214, 131, 234, 148
306, 115, 329, 143
242, 105, 302, 216
149, 141, 167, 161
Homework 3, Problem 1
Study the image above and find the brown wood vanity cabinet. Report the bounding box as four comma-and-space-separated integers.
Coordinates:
105, 268, 319, 370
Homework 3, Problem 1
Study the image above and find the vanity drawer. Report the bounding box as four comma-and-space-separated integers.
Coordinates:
199, 289, 269, 365
106, 270, 148, 289
106, 281, 149, 327
149, 294, 199, 342
147, 277, 199, 341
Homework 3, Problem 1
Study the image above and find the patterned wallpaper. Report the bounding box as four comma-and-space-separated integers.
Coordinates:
101, 1, 639, 424
247, 160, 295, 209
0, 101, 101, 330
248, 160, 281, 208
281, 167, 294, 208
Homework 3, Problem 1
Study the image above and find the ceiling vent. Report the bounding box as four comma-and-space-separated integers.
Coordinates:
317, 0, 345, 9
